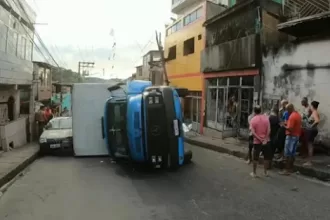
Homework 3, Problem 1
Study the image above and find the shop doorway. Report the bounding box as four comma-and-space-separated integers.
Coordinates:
206, 76, 255, 138
183, 91, 202, 133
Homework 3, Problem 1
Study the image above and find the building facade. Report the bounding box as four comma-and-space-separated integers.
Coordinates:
165, 0, 226, 132
262, 1, 330, 147
0, 0, 36, 151
201, 0, 286, 137
135, 65, 143, 80
33, 61, 53, 103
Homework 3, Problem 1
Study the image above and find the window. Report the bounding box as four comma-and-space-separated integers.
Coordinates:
183, 37, 194, 56
184, 16, 190, 26
47, 118, 72, 130
0, 23, 7, 51
166, 28, 172, 36
196, 7, 203, 18
167, 21, 182, 36
167, 46, 176, 61
183, 7, 202, 26
46, 69, 51, 86
6, 29, 17, 55
25, 40, 32, 61
17, 35, 26, 59
0, 6, 10, 26
198, 34, 202, 40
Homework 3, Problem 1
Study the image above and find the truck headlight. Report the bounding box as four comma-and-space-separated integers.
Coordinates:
39, 138, 47, 143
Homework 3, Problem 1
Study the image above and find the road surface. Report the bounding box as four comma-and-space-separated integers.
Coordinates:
0, 144, 329, 220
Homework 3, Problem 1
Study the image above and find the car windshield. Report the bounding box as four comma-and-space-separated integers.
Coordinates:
47, 117, 72, 130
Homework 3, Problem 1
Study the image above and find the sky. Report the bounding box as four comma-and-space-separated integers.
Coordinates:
26, 0, 173, 79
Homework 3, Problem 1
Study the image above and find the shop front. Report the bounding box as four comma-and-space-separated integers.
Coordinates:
183, 91, 202, 133
204, 72, 257, 138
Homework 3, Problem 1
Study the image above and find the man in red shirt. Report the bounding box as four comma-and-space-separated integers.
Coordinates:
250, 105, 271, 177
280, 103, 302, 175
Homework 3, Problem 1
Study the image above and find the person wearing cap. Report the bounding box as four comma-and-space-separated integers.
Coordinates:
249, 105, 271, 177
280, 103, 302, 175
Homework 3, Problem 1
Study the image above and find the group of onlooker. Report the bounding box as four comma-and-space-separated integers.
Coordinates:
35, 105, 70, 137
247, 97, 320, 177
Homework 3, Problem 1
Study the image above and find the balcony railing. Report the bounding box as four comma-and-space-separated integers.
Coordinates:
283, 0, 330, 19
201, 34, 256, 73
171, 0, 203, 14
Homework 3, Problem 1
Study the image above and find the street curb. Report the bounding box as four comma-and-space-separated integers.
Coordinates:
0, 151, 39, 192
185, 138, 330, 181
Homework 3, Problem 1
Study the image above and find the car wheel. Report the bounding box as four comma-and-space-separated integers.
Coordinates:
39, 147, 46, 156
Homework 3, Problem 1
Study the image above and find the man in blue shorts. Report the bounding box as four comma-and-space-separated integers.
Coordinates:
280, 103, 301, 175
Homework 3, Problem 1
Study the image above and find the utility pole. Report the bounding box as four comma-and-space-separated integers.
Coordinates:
155, 30, 169, 86
78, 61, 95, 76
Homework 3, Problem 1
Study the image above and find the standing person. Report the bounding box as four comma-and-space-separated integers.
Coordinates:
303, 101, 320, 166
276, 99, 289, 160
249, 105, 271, 177
280, 103, 302, 175
247, 112, 255, 164
269, 106, 280, 160
300, 97, 312, 157
227, 96, 238, 128
36, 106, 47, 137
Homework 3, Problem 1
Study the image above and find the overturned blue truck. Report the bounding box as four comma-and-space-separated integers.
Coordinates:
102, 80, 192, 169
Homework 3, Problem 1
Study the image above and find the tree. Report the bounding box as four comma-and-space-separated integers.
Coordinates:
52, 67, 83, 83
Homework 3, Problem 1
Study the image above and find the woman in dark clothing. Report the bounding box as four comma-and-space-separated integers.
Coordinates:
269, 107, 280, 158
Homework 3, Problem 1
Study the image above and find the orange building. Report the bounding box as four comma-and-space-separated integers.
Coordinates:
164, 0, 226, 133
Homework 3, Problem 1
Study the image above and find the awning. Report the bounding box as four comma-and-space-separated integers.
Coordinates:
277, 11, 330, 37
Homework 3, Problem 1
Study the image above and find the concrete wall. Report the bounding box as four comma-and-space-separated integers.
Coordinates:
0, 116, 27, 151
0, 50, 33, 85
262, 37, 330, 145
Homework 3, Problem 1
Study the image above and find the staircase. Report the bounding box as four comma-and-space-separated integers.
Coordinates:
283, 0, 330, 19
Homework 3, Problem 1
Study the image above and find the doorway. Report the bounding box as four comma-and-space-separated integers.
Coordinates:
7, 96, 15, 121
205, 76, 255, 138
183, 91, 202, 133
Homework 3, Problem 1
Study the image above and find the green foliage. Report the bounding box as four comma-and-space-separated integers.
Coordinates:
52, 67, 83, 83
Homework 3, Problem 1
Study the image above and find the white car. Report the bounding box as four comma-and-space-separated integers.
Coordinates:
39, 117, 73, 155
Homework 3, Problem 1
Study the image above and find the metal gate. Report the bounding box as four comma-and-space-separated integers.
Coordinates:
206, 76, 255, 139
184, 92, 202, 133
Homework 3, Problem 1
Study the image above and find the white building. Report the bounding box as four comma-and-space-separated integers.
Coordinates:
0, 0, 36, 151
171, 0, 227, 16
135, 50, 163, 83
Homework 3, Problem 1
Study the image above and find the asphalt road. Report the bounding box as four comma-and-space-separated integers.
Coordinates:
0, 144, 330, 220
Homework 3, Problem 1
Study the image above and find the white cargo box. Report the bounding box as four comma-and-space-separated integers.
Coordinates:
72, 83, 126, 156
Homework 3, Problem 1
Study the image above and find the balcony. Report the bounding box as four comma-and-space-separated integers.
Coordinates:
201, 34, 256, 73
171, 0, 203, 14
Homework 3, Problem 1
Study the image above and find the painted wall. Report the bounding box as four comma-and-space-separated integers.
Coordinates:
165, 2, 206, 91
0, 4, 35, 85
51, 92, 71, 113
262, 38, 330, 145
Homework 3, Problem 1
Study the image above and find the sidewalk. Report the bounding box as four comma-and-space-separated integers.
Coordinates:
0, 143, 39, 190
185, 132, 330, 181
